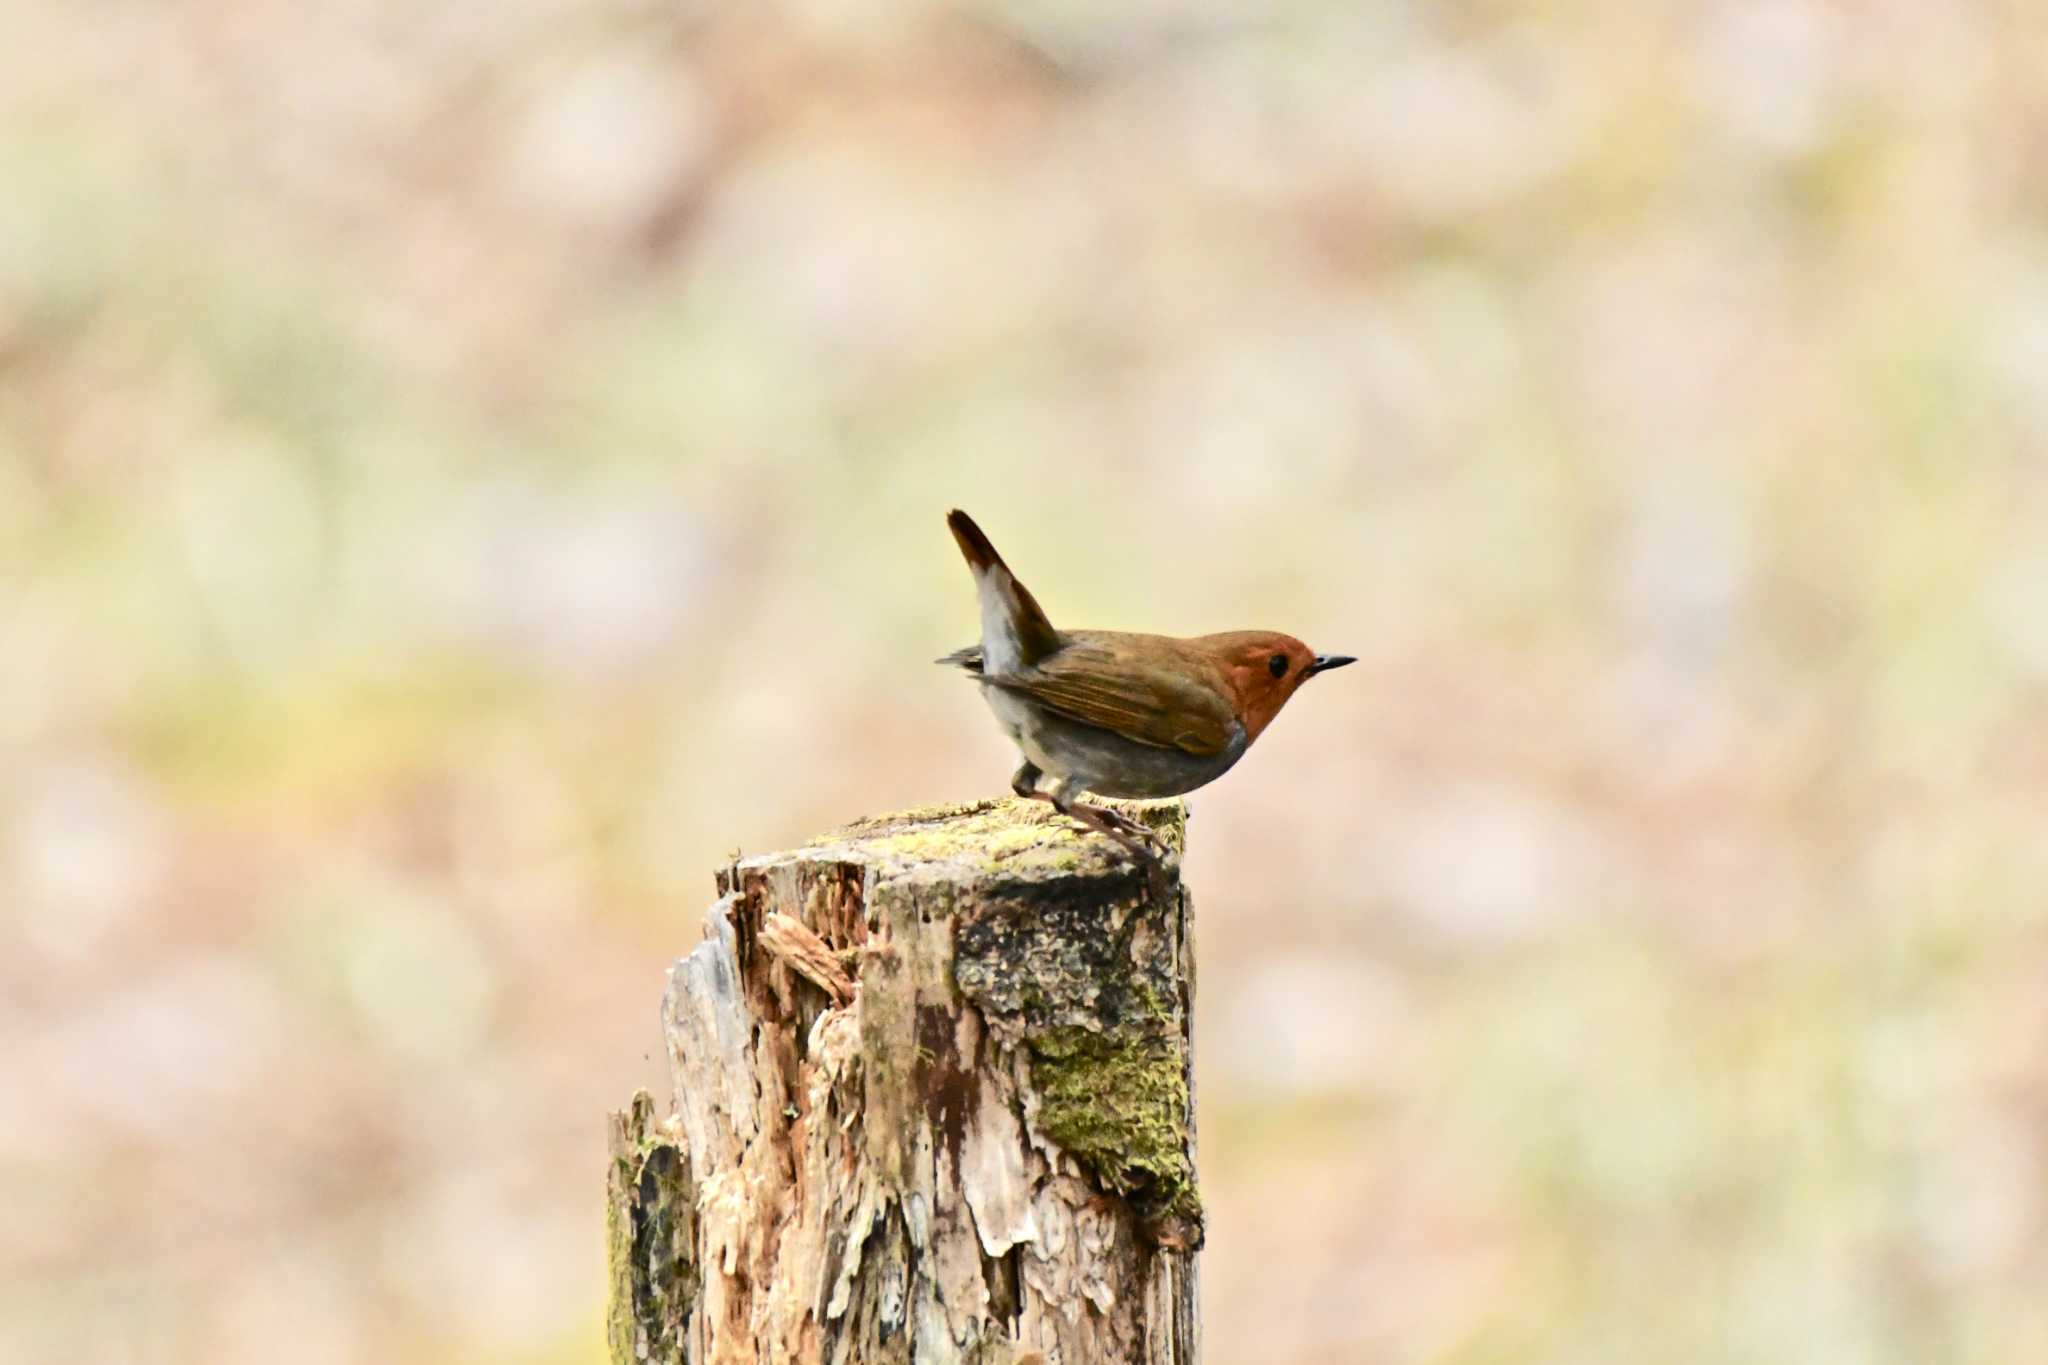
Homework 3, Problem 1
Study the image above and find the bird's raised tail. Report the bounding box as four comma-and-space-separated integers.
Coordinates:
947, 509, 1061, 672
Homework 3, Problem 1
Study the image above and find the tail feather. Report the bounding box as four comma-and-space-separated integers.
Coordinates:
946, 509, 1004, 576
945, 510, 1060, 670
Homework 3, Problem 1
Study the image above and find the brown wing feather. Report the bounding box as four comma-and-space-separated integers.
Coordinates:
981, 632, 1236, 757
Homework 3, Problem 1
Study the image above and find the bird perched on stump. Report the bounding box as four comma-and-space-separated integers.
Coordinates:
939, 509, 1354, 860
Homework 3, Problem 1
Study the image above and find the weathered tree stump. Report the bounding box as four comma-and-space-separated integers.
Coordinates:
606, 797, 1201, 1364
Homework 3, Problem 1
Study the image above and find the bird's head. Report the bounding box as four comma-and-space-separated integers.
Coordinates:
1200, 631, 1355, 741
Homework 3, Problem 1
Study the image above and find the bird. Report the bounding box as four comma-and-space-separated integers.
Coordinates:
938, 509, 1354, 859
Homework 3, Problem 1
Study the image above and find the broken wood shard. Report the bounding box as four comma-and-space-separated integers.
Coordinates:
607, 797, 1201, 1363
760, 910, 857, 1006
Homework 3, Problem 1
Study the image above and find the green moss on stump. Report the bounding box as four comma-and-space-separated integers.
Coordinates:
1028, 1022, 1201, 1227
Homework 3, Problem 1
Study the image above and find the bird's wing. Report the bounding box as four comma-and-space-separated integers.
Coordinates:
980, 635, 1236, 757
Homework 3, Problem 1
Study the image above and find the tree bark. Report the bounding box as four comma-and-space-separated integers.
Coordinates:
607, 797, 1201, 1364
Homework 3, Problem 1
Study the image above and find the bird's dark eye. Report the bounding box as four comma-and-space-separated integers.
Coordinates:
1268, 652, 1289, 678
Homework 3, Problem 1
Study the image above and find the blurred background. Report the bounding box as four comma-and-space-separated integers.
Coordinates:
4, 1, 2047, 1361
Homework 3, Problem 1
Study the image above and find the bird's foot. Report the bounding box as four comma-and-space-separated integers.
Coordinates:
1062, 798, 1169, 868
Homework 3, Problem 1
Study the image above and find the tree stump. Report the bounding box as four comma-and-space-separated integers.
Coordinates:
606, 797, 1202, 1364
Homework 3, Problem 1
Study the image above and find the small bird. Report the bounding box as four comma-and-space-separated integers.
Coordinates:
939, 509, 1354, 858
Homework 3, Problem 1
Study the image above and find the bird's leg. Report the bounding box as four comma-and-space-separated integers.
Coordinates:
1010, 761, 1052, 803
1047, 780, 1163, 864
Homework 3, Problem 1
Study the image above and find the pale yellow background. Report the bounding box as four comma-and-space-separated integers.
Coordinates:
4, 2, 2047, 1362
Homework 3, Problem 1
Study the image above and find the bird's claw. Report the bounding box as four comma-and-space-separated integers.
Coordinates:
1071, 801, 1171, 869
1099, 804, 1162, 847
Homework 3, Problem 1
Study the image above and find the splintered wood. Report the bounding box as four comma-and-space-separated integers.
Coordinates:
607, 798, 1200, 1365
759, 911, 856, 1006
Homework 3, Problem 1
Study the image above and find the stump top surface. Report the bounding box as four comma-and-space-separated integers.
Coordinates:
758, 796, 1187, 884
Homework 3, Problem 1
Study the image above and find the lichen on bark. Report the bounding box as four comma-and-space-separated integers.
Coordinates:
606, 1091, 697, 1363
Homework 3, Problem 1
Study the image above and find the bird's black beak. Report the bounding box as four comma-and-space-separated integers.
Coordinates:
1308, 654, 1357, 678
